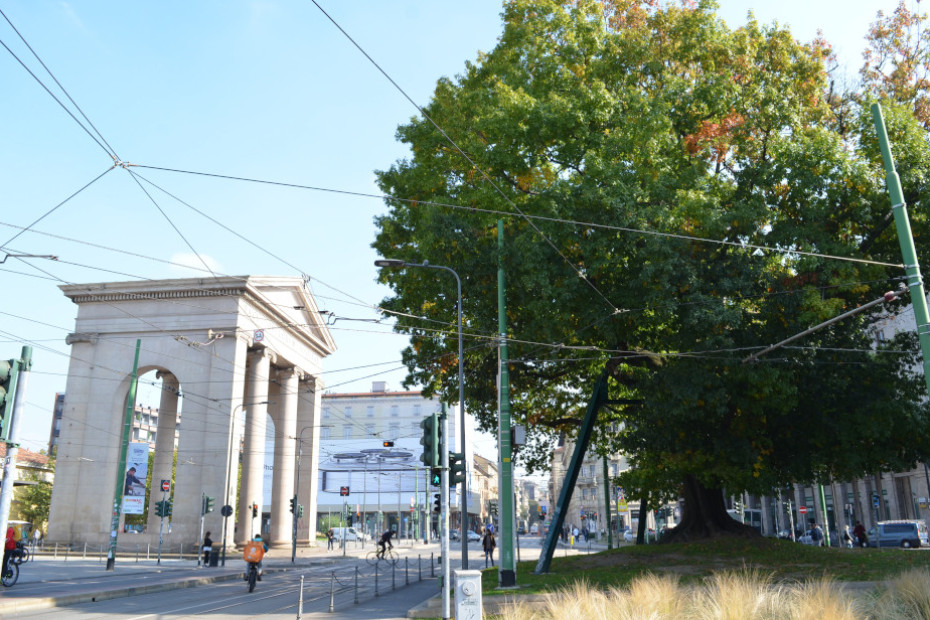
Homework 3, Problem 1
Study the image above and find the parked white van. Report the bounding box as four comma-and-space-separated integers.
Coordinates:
330, 527, 370, 542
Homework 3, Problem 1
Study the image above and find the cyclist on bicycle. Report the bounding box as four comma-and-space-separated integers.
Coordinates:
2, 526, 15, 578
377, 530, 394, 559
242, 534, 268, 581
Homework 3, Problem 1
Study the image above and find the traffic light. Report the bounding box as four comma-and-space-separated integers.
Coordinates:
203, 495, 215, 515
252, 503, 258, 518
383, 440, 394, 447
430, 468, 441, 486
289, 496, 296, 514
154, 500, 164, 517
0, 358, 20, 441
432, 493, 441, 514
297, 504, 304, 518
420, 413, 440, 467
165, 500, 173, 517
449, 452, 466, 485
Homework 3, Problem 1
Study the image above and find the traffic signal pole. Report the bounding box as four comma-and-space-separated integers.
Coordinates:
440, 404, 451, 620
497, 220, 516, 587
0, 346, 31, 555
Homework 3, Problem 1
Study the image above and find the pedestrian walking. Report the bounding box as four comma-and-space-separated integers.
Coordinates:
842, 525, 853, 548
326, 528, 335, 551
853, 521, 868, 547
482, 528, 496, 568
202, 531, 213, 566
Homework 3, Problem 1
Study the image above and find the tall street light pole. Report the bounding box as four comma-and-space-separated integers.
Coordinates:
375, 258, 469, 569
222, 400, 269, 567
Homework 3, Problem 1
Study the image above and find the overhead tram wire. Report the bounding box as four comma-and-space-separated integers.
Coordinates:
129, 165, 903, 270
0, 7, 120, 160
0, 167, 115, 251
125, 169, 217, 278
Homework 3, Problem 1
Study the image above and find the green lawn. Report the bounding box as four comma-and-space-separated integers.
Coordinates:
480, 538, 930, 595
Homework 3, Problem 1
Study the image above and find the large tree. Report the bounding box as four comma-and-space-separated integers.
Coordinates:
373, 0, 930, 540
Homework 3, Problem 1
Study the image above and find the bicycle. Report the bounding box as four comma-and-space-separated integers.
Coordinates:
12, 541, 28, 565
245, 561, 259, 593
1, 557, 18, 587
366, 547, 398, 566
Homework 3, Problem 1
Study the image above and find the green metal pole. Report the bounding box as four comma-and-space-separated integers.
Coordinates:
106, 339, 141, 571
872, 103, 930, 396
498, 220, 516, 587
602, 455, 613, 549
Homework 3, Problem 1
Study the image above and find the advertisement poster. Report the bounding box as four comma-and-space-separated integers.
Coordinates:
122, 442, 149, 515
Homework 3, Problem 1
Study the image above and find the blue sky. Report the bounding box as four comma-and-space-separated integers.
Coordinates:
0, 0, 904, 460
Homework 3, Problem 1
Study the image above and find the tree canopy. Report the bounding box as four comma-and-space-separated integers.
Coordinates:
373, 0, 930, 538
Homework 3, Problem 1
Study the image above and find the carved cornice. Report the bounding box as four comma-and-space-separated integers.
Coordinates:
67, 287, 245, 305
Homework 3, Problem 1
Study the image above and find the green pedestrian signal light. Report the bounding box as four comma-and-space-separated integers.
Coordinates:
430, 468, 441, 486
449, 452, 466, 485
297, 504, 304, 518
419, 413, 440, 467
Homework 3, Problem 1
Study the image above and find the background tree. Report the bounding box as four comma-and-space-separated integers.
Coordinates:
12, 456, 54, 534
374, 0, 930, 541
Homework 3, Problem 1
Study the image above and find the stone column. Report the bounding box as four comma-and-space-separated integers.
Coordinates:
147, 372, 179, 533
270, 367, 300, 545
298, 376, 323, 543
237, 348, 273, 544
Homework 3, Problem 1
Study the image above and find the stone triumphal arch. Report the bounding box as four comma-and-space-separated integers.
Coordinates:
47, 276, 336, 549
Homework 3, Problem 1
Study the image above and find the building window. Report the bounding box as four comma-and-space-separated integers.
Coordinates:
323, 407, 330, 419
413, 404, 421, 416
365, 424, 375, 437
389, 423, 400, 440
366, 406, 374, 418
321, 427, 331, 440
875, 330, 886, 346
343, 425, 352, 439
345, 406, 353, 418
390, 405, 398, 417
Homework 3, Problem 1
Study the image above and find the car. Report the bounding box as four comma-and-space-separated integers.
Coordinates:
330, 527, 370, 542
623, 529, 634, 543
518, 525, 526, 535
450, 529, 460, 541
466, 530, 481, 543
867, 520, 929, 548
529, 524, 539, 535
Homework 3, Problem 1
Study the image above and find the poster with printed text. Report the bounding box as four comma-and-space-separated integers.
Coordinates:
122, 442, 150, 515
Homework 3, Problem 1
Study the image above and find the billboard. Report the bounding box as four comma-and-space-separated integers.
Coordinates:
122, 442, 149, 515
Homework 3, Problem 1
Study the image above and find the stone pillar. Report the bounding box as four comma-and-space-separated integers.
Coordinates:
297, 376, 323, 544
147, 372, 179, 533
237, 348, 273, 544
270, 367, 300, 545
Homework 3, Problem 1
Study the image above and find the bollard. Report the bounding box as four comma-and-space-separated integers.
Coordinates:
329, 571, 335, 613
99, 544, 103, 563
375, 559, 379, 597
65, 545, 70, 561
83, 542, 87, 559
354, 566, 360, 605
54, 542, 58, 559
405, 556, 409, 585
179, 543, 183, 560
430, 552, 435, 577
147, 543, 151, 560
392, 558, 396, 590
418, 554, 422, 582
298, 575, 304, 619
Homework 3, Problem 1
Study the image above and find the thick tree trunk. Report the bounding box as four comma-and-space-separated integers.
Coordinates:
661, 475, 759, 543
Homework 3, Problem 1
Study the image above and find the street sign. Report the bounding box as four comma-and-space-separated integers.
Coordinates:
161, 479, 170, 492
254, 329, 264, 342
339, 486, 350, 496
799, 506, 808, 515
220, 504, 233, 517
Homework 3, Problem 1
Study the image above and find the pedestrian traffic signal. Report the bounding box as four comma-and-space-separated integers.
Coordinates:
432, 493, 441, 514
430, 468, 441, 486
203, 495, 215, 515
297, 504, 304, 518
449, 452, 466, 485
289, 496, 296, 514
420, 413, 440, 467
252, 503, 258, 518
0, 358, 20, 442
